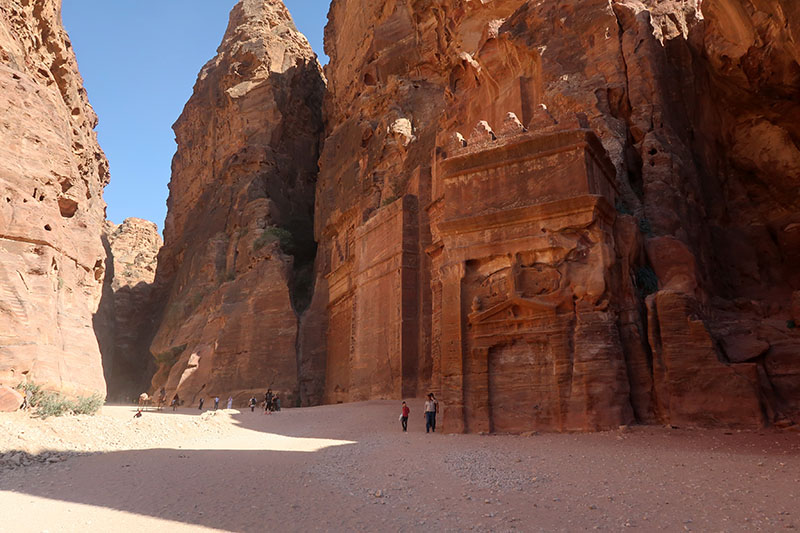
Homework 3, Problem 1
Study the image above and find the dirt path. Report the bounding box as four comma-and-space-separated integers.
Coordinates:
1, 400, 799, 532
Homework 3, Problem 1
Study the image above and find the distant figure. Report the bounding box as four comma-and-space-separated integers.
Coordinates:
400, 401, 410, 432
424, 394, 437, 433
157, 388, 167, 410
171, 393, 180, 412
274, 394, 281, 412
138, 392, 149, 409
198, 398, 205, 410
214, 396, 220, 410
265, 389, 274, 412
249, 397, 257, 412
227, 396, 233, 410
20, 391, 28, 411
133, 409, 143, 419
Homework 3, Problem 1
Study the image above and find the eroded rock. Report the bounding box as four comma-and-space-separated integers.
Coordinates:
301, 0, 800, 431
0, 386, 23, 412
0, 0, 109, 397
148, 0, 325, 406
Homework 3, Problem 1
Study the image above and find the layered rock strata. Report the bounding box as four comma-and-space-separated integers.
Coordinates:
148, 0, 325, 406
96, 218, 162, 402
302, 0, 800, 431
0, 0, 109, 397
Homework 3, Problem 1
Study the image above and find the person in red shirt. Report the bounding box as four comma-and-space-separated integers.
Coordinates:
400, 401, 410, 432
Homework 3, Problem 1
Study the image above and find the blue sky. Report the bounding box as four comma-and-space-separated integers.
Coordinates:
62, 1, 329, 233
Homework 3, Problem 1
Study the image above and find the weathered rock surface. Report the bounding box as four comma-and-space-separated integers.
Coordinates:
0, 386, 23, 412
148, 0, 325, 406
96, 218, 162, 402
104, 218, 160, 291
301, 0, 800, 431
0, 0, 109, 397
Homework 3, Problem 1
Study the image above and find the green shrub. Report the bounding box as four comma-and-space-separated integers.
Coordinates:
155, 344, 187, 366
36, 392, 72, 418
254, 226, 295, 255
72, 393, 104, 415
635, 266, 659, 297
17, 382, 44, 405
17, 383, 104, 418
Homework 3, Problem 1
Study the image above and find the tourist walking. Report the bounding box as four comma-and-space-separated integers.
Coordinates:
171, 393, 180, 412
198, 398, 204, 410
249, 397, 257, 412
214, 396, 220, 410
400, 401, 410, 432
424, 394, 437, 433
226, 396, 233, 410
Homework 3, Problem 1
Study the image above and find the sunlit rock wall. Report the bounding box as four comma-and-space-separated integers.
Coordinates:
149, 0, 325, 407
0, 0, 109, 397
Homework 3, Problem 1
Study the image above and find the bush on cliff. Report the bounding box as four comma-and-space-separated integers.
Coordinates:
253, 226, 295, 255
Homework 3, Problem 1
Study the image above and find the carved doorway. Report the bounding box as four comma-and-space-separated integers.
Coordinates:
488, 339, 557, 433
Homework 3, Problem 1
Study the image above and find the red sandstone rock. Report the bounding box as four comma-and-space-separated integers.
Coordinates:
647, 291, 765, 427
645, 237, 698, 296
96, 219, 162, 401
148, 0, 325, 406
105, 219, 161, 291
0, 0, 109, 397
302, 0, 800, 432
0, 386, 23, 412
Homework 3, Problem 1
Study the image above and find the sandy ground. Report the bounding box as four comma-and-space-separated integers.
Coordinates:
1, 400, 799, 532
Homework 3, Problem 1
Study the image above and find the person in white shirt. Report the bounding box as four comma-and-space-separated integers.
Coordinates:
424, 393, 438, 433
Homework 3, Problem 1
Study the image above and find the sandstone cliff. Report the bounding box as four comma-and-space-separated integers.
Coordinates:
149, 0, 325, 406
302, 0, 800, 431
0, 0, 109, 397
97, 218, 162, 402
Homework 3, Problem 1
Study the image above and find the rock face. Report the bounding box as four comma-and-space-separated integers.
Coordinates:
0, 386, 23, 412
148, 0, 325, 407
0, 0, 109, 397
302, 0, 800, 431
97, 218, 162, 402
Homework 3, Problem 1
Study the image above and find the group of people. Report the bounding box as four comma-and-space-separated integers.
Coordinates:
196, 395, 233, 410
137, 388, 282, 414
138, 387, 445, 433
399, 393, 439, 433
256, 389, 281, 414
